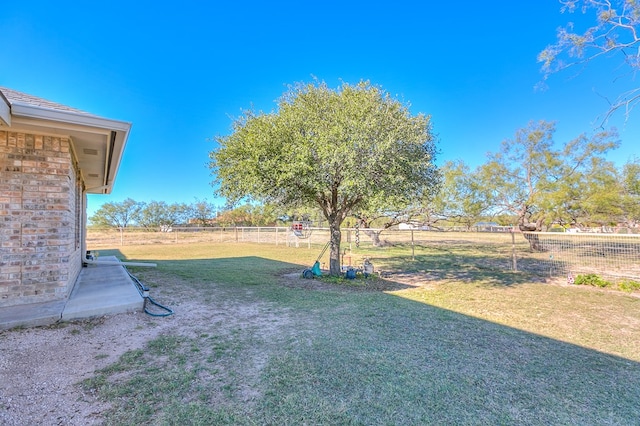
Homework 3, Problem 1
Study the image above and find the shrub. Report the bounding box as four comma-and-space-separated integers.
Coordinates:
618, 280, 640, 292
573, 274, 612, 288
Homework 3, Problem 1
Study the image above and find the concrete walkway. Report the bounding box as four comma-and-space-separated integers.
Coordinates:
0, 257, 144, 330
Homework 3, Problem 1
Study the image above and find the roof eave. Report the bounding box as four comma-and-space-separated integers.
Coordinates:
102, 129, 130, 195
9, 102, 131, 195
11, 103, 130, 133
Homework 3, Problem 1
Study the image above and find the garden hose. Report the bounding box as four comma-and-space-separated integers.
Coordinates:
143, 295, 174, 317
125, 267, 174, 317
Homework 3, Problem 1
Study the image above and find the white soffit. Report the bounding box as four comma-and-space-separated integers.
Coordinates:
8, 100, 131, 195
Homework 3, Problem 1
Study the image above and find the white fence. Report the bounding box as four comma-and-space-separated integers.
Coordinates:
87, 227, 640, 283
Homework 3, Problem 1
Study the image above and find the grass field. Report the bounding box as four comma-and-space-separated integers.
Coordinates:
82, 242, 640, 425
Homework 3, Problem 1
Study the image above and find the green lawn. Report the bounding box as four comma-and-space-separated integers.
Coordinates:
83, 242, 640, 425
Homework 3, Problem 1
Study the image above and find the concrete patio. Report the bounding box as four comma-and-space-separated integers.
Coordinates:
0, 256, 144, 330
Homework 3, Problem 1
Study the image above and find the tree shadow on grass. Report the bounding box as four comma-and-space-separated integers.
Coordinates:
274, 292, 640, 425
377, 251, 551, 287
98, 245, 545, 289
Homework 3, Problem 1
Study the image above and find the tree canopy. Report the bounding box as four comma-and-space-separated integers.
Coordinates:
90, 199, 217, 229
89, 198, 143, 228
477, 120, 619, 231
137, 201, 190, 231
432, 160, 493, 230
210, 80, 439, 274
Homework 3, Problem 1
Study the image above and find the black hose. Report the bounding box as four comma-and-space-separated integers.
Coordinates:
125, 267, 174, 317
143, 295, 174, 317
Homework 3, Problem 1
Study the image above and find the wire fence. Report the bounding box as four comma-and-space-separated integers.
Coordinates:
521, 232, 640, 283
87, 227, 640, 284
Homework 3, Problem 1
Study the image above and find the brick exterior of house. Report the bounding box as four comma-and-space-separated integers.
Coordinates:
0, 130, 84, 307
0, 87, 130, 311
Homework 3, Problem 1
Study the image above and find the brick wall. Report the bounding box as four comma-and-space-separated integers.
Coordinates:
0, 130, 83, 307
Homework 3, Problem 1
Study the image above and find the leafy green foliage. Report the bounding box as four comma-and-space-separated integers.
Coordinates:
188, 198, 218, 227
137, 201, 190, 231
211, 80, 438, 211
621, 159, 640, 226
90, 199, 218, 229
215, 203, 280, 227
432, 160, 493, 228
573, 273, 612, 288
210, 80, 439, 274
476, 120, 618, 230
89, 198, 144, 228
619, 279, 640, 292
572, 274, 640, 292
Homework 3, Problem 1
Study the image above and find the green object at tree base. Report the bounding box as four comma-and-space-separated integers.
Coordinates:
311, 261, 322, 277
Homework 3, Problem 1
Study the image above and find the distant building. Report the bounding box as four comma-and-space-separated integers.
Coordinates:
398, 222, 433, 231
0, 87, 130, 308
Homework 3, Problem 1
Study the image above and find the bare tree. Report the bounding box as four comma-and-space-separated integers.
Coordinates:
539, 0, 640, 121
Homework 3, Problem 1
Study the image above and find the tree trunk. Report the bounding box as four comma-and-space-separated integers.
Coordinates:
518, 216, 545, 252
522, 232, 544, 251
363, 229, 382, 247
329, 220, 342, 275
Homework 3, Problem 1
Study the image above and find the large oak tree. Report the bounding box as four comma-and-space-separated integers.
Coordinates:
210, 80, 439, 275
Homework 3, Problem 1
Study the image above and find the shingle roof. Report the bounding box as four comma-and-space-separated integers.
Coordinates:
0, 86, 92, 116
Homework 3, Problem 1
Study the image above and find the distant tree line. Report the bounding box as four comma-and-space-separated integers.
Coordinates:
89, 198, 329, 230
89, 199, 284, 230
89, 121, 639, 234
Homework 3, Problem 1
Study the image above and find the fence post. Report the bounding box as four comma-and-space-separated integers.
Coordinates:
235, 227, 238, 242
511, 229, 518, 272
411, 230, 415, 260
275, 227, 279, 246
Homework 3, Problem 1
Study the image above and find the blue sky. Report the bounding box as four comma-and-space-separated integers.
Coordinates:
2, 1, 638, 217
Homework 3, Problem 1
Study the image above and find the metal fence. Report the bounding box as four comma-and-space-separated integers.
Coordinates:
521, 232, 640, 283
87, 227, 640, 283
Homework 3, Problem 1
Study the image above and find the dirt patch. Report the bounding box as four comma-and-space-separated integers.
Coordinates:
0, 311, 170, 425
0, 271, 293, 426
